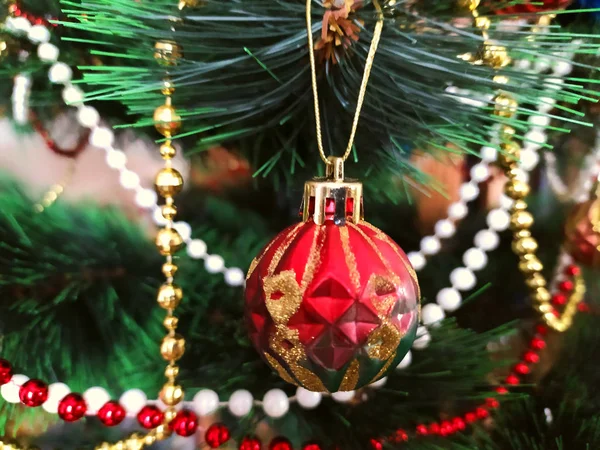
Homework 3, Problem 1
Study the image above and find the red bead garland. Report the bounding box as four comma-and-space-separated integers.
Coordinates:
239, 436, 262, 450
0, 359, 13, 385
269, 437, 293, 450
58, 393, 87, 422
170, 410, 198, 437
98, 401, 126, 427
369, 438, 383, 450
302, 444, 322, 450
137, 405, 164, 429
19, 379, 49, 407
206, 423, 231, 448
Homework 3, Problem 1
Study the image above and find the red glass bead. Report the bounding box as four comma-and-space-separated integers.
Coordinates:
440, 421, 453, 436
552, 293, 567, 306
390, 429, 408, 443
452, 417, 466, 431
19, 379, 48, 407
269, 437, 292, 450
98, 401, 126, 427
137, 405, 164, 429
524, 351, 540, 364
239, 436, 261, 450
464, 412, 477, 424
302, 444, 321, 450
0, 359, 13, 385
559, 280, 574, 293
429, 423, 440, 435
206, 423, 231, 449
416, 424, 428, 435
535, 324, 548, 335
505, 374, 520, 385
170, 410, 198, 437
578, 302, 590, 313
496, 386, 509, 395
369, 438, 383, 450
476, 407, 489, 419
514, 363, 530, 375
530, 337, 546, 350
564, 265, 581, 277
485, 398, 500, 409
58, 393, 87, 422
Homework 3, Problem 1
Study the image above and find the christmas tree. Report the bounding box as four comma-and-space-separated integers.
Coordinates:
1, 0, 600, 449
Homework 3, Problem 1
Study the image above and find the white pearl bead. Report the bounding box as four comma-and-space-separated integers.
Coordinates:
105, 150, 127, 170
448, 202, 468, 220
262, 389, 289, 418
1, 374, 29, 403
119, 170, 140, 190
187, 239, 207, 259
412, 326, 431, 350
470, 164, 490, 183
135, 188, 157, 209
463, 248, 488, 271
420, 236, 441, 255
38, 42, 59, 62
84, 386, 111, 414
7, 16, 32, 34
434, 219, 455, 239
205, 255, 225, 273
49, 62, 73, 84
545, 77, 564, 91
519, 149, 540, 172
396, 350, 412, 369
62, 85, 84, 106
480, 146, 498, 162
514, 59, 531, 71
499, 194, 514, 210
552, 60, 573, 77
421, 303, 445, 326
528, 115, 550, 128
153, 207, 169, 226
174, 222, 192, 241
28, 25, 51, 43
331, 391, 354, 403
370, 377, 387, 389
450, 267, 476, 291
120, 389, 147, 414
436, 287, 462, 312
407, 251, 426, 271
296, 387, 322, 409
228, 389, 253, 417
225, 267, 245, 286
525, 130, 547, 147
193, 389, 219, 416
459, 182, 479, 202
77, 106, 100, 128
534, 58, 551, 73
42, 383, 71, 413
474, 229, 500, 251
538, 97, 555, 114
90, 127, 115, 148
487, 209, 510, 231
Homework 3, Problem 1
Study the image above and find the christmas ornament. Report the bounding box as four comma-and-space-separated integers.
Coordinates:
495, 0, 572, 14
565, 199, 600, 267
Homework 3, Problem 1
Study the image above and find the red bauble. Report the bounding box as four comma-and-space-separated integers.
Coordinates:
239, 436, 261, 450
495, 0, 572, 14
269, 437, 293, 450
98, 401, 126, 427
369, 438, 383, 450
19, 379, 48, 407
245, 170, 420, 392
206, 423, 231, 448
302, 443, 322, 450
169, 410, 198, 437
0, 359, 13, 385
565, 200, 600, 267
58, 393, 87, 422
137, 405, 164, 429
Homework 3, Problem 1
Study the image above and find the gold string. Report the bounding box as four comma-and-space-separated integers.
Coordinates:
306, 0, 384, 165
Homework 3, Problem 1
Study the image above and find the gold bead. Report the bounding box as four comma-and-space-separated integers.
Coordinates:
502, 125, 516, 137
512, 236, 538, 255
96, 443, 111, 450
515, 229, 531, 239
165, 365, 180, 379
161, 334, 186, 361
161, 204, 178, 221
162, 80, 175, 96
162, 262, 178, 278
157, 283, 183, 310
143, 435, 157, 446
537, 303, 554, 314
474, 16, 490, 30
482, 44, 511, 69
153, 424, 172, 440
154, 105, 181, 137
505, 179, 530, 200
178, 0, 203, 9
518, 256, 543, 274
526, 273, 546, 289
510, 210, 534, 230
160, 143, 177, 160
493, 74, 509, 85
160, 382, 184, 406
154, 40, 182, 66
164, 316, 179, 331
458, 0, 480, 11
164, 409, 178, 422
156, 228, 183, 256
512, 200, 528, 212
155, 168, 184, 197
493, 93, 518, 118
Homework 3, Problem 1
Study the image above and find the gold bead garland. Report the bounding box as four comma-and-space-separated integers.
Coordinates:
460, 3, 584, 332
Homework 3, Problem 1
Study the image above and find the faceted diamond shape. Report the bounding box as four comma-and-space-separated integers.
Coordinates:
336, 303, 381, 345
307, 328, 356, 370
305, 278, 354, 324
287, 307, 326, 345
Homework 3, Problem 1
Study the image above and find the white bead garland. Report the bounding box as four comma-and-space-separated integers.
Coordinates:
296, 387, 322, 409
83, 386, 111, 414
49, 62, 72, 84
105, 150, 127, 170
228, 389, 253, 417
77, 106, 100, 128
434, 219, 455, 239
28, 25, 51, 44
205, 254, 225, 274
420, 236, 441, 255
1, 374, 29, 403
262, 389, 289, 418
474, 229, 500, 251
331, 391, 354, 403
421, 303, 445, 326
436, 287, 462, 312
12, 73, 31, 125
407, 251, 426, 271
448, 202, 468, 220
412, 326, 431, 350
370, 377, 387, 389
463, 248, 488, 271
487, 208, 510, 231
396, 350, 412, 369
120, 389, 147, 415
43, 382, 71, 413
193, 389, 220, 416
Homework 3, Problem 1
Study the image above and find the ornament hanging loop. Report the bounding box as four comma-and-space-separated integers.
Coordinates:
325, 156, 344, 181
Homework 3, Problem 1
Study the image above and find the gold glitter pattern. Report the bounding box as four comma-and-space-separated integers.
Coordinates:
339, 358, 360, 391
267, 223, 304, 276
340, 225, 361, 292
369, 351, 396, 384
300, 225, 326, 291
290, 363, 328, 393
270, 326, 306, 364
264, 353, 299, 386
366, 322, 401, 360
264, 270, 303, 325
365, 274, 398, 316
